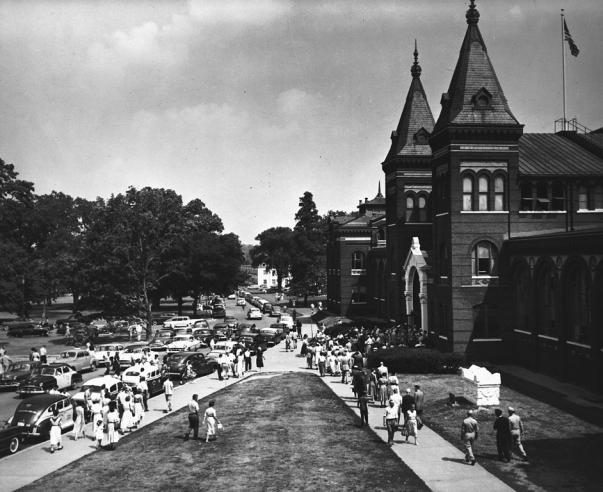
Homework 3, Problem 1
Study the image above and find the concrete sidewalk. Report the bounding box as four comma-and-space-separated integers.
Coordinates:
1, 335, 514, 492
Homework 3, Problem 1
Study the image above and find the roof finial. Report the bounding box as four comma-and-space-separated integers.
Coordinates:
466, 0, 480, 25
376, 181, 383, 198
410, 39, 422, 79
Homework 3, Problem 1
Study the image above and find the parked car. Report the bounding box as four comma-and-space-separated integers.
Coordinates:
9, 393, 74, 438
118, 343, 150, 367
163, 316, 193, 330
192, 319, 210, 330
259, 327, 281, 347
165, 335, 201, 352
0, 361, 41, 391
0, 424, 24, 454
212, 323, 230, 340
194, 306, 214, 318
154, 328, 174, 343
71, 375, 124, 417
269, 323, 287, 336
164, 352, 219, 381
270, 305, 282, 317
18, 363, 82, 397
56, 349, 97, 373
92, 344, 125, 364
212, 306, 226, 318
146, 340, 170, 353
206, 341, 237, 361
121, 363, 166, 396
53, 312, 87, 330
227, 293, 236, 300
278, 314, 294, 329
192, 328, 212, 345
7, 322, 49, 337
247, 308, 262, 320
223, 316, 238, 330
262, 302, 273, 314
236, 298, 246, 306
151, 312, 178, 326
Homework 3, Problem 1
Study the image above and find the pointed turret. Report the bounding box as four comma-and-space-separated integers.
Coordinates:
433, 0, 519, 133
387, 40, 435, 159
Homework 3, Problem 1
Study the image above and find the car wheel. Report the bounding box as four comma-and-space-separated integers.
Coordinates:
8, 436, 20, 454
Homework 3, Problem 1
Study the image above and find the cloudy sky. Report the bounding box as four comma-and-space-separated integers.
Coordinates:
0, 0, 601, 244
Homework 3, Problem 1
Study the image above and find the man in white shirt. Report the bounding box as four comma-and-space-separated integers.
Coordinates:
384, 399, 399, 446
163, 378, 174, 412
137, 377, 149, 411
183, 394, 199, 440
39, 345, 47, 363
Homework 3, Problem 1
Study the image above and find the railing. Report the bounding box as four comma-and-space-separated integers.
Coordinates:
555, 117, 592, 134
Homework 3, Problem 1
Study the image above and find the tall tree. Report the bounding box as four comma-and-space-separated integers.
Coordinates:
290, 192, 327, 304
250, 227, 295, 291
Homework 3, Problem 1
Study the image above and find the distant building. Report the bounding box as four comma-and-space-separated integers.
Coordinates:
257, 264, 291, 290
327, 1, 603, 392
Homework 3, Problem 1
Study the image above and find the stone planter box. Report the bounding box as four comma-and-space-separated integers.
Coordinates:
460, 365, 501, 406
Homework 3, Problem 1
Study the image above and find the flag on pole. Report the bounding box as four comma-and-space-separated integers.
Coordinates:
563, 19, 580, 57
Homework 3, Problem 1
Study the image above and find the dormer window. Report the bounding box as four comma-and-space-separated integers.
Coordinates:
413, 127, 430, 145
471, 87, 492, 109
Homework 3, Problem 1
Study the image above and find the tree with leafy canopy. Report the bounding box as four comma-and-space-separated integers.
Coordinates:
250, 227, 295, 292
290, 192, 327, 305
0, 160, 35, 316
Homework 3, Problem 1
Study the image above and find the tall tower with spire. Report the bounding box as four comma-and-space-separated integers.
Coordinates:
382, 41, 435, 322
429, 0, 523, 356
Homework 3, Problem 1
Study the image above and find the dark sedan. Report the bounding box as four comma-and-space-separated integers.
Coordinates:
18, 363, 82, 397
164, 352, 219, 381
7, 323, 49, 337
9, 393, 74, 438
0, 425, 24, 455
0, 361, 41, 391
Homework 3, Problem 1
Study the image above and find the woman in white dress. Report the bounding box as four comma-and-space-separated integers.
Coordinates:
133, 390, 144, 428
203, 400, 222, 443
120, 395, 133, 433
405, 403, 419, 445
90, 398, 103, 448
72, 402, 85, 440
49, 408, 63, 453
105, 401, 120, 450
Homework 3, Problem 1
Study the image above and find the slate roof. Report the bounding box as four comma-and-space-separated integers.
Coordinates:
519, 133, 603, 177
386, 43, 435, 159
433, 1, 519, 132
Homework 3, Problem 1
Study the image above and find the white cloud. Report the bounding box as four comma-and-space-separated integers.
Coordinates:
188, 0, 293, 25
509, 5, 522, 18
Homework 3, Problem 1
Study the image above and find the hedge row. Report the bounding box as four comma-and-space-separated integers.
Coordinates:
366, 347, 465, 374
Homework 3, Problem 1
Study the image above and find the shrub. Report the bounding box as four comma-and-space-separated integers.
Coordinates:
367, 347, 465, 374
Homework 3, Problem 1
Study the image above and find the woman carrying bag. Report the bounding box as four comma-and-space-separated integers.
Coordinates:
203, 400, 222, 442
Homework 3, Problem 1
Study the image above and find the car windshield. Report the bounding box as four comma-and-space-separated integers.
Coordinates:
166, 354, 187, 362
41, 366, 57, 375
260, 329, 273, 334
124, 370, 141, 377
173, 336, 190, 341
9, 363, 30, 372
82, 384, 104, 392
60, 352, 77, 358
125, 346, 143, 353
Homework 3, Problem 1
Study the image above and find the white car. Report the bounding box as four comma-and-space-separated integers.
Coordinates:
207, 341, 236, 361
227, 293, 236, 299
118, 343, 149, 366
247, 308, 262, 320
72, 375, 124, 407
166, 335, 201, 352
92, 344, 125, 363
163, 316, 193, 329
278, 314, 294, 329
236, 298, 246, 306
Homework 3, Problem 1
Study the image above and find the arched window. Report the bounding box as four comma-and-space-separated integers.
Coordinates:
462, 175, 473, 211
471, 241, 498, 276
406, 195, 415, 221
478, 175, 489, 211
552, 181, 565, 210
352, 251, 365, 270
494, 174, 505, 211
418, 195, 427, 222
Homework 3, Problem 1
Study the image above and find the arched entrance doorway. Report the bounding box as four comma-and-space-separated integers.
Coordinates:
412, 268, 422, 330
403, 237, 430, 334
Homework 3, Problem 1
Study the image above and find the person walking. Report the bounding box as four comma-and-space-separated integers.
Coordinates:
508, 407, 528, 461
493, 408, 512, 462
72, 402, 85, 440
163, 377, 174, 412
203, 400, 222, 443
359, 393, 370, 427
184, 394, 199, 441
414, 384, 425, 416
461, 410, 479, 465
384, 399, 398, 446
90, 397, 103, 448
105, 401, 120, 450
401, 388, 415, 427
49, 408, 63, 453
137, 377, 149, 411
405, 403, 419, 445
39, 345, 47, 364
243, 348, 252, 373
256, 347, 265, 372
378, 372, 389, 408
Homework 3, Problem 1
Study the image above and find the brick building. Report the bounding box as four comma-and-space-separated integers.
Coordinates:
327, 0, 603, 391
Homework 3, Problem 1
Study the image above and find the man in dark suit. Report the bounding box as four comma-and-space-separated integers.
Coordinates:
493, 408, 512, 462
401, 388, 415, 426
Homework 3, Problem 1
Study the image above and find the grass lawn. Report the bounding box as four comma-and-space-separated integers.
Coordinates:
396, 374, 603, 492
21, 373, 428, 492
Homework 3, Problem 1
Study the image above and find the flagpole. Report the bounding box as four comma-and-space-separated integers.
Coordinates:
561, 9, 566, 130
